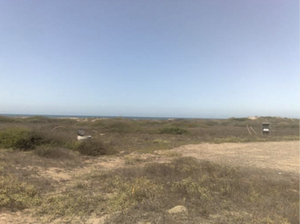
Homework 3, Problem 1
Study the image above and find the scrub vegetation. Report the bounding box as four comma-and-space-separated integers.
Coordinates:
0, 115, 298, 154
0, 115, 298, 223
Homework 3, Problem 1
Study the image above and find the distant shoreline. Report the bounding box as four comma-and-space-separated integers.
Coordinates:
1, 114, 298, 120
0, 114, 219, 120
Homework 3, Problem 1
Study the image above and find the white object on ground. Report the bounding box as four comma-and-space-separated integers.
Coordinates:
167, 205, 188, 214
77, 135, 92, 141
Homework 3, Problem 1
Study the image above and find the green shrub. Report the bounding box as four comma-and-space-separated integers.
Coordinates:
0, 175, 41, 210
75, 140, 111, 156
0, 128, 44, 150
158, 127, 188, 135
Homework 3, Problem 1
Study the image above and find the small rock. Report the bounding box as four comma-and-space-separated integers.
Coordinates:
167, 205, 188, 214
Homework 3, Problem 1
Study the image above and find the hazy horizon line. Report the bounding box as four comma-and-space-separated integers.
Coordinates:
1, 113, 299, 120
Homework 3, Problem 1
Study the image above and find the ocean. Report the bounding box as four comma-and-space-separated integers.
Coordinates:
0, 114, 203, 120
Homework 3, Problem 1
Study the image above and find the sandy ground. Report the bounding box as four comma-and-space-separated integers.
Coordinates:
1, 141, 299, 223
170, 141, 299, 174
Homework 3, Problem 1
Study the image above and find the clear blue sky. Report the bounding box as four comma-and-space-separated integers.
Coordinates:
0, 0, 298, 118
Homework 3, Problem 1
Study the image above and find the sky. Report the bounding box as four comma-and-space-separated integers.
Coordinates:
0, 0, 299, 118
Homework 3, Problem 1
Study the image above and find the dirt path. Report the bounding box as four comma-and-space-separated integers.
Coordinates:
170, 141, 299, 174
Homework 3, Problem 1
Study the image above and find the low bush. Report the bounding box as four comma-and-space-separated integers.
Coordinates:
75, 140, 112, 156
158, 127, 188, 135
0, 128, 44, 150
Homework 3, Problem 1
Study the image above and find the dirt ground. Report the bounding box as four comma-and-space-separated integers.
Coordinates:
1, 141, 299, 223
169, 141, 299, 174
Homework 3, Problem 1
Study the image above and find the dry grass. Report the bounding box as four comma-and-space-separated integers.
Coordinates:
32, 157, 299, 223
0, 116, 298, 223
0, 148, 84, 195
34, 146, 75, 159
106, 158, 298, 223
0, 175, 41, 211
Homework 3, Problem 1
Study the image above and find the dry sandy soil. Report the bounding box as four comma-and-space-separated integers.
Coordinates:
169, 141, 299, 174
1, 141, 299, 223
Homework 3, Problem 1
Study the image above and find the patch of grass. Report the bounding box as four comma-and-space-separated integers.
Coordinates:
38, 189, 103, 217
279, 135, 300, 141
0, 128, 44, 150
158, 127, 188, 135
212, 136, 250, 143
105, 176, 164, 212
216, 212, 291, 224
204, 120, 219, 126
124, 155, 145, 165
32, 157, 299, 223
0, 147, 84, 196
153, 139, 170, 144
160, 151, 182, 157
171, 176, 211, 201
75, 140, 113, 156
93, 119, 143, 133
34, 146, 74, 159
105, 158, 298, 223
0, 175, 41, 210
